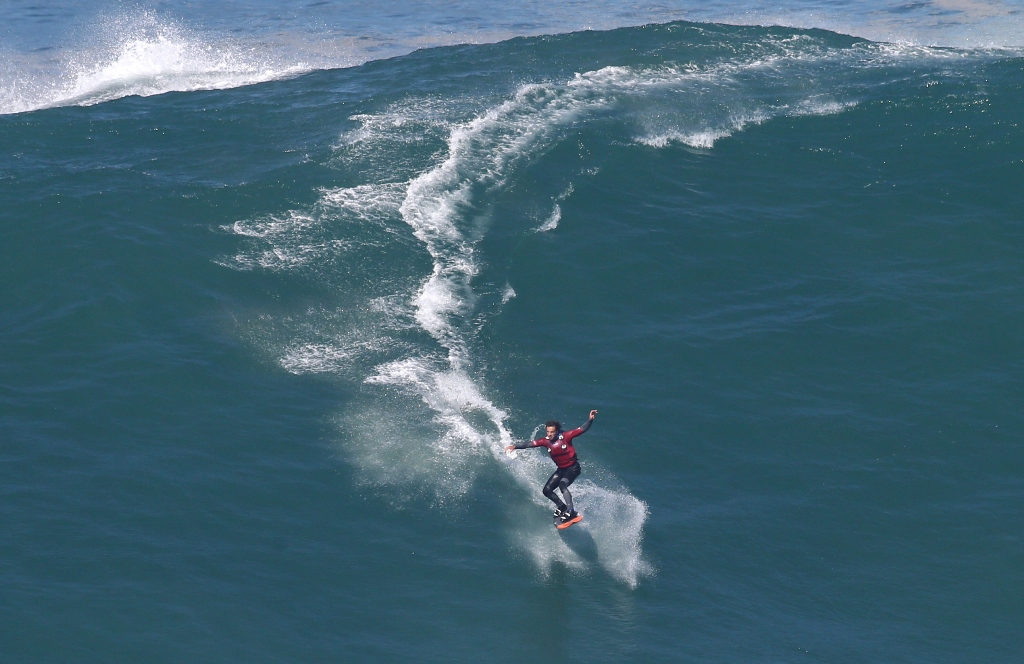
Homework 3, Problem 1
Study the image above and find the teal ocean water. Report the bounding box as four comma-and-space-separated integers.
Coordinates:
3, 2, 1024, 661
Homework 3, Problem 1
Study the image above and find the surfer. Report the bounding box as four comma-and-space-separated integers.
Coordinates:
505, 410, 597, 529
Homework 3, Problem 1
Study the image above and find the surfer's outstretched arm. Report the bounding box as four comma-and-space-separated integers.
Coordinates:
505, 439, 538, 452
576, 409, 598, 434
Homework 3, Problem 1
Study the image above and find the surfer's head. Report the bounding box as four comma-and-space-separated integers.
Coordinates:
545, 420, 561, 440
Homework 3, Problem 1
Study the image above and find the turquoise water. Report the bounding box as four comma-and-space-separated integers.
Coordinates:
3, 4, 1024, 662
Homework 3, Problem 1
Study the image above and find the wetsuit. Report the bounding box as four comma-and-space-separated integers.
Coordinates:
513, 418, 592, 513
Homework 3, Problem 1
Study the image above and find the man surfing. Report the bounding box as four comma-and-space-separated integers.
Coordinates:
505, 410, 597, 529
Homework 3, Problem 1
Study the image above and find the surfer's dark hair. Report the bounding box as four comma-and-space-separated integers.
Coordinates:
545, 420, 561, 430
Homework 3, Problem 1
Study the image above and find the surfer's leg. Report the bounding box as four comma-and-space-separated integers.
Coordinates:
557, 462, 582, 512
542, 469, 568, 512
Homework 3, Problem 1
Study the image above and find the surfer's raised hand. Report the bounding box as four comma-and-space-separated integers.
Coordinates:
589, 410, 598, 420
504, 444, 516, 452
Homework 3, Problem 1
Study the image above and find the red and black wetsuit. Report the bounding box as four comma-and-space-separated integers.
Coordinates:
513, 418, 592, 513
527, 422, 588, 468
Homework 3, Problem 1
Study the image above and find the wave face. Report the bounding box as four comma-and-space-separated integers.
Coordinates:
218, 24, 1013, 588
3, 18, 1024, 662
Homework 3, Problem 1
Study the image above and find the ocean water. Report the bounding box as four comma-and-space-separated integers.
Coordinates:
3, 1, 1024, 661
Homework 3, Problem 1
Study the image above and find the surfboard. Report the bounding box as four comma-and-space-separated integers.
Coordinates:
556, 513, 583, 530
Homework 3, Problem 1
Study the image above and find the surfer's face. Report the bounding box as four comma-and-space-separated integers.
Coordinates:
545, 426, 558, 440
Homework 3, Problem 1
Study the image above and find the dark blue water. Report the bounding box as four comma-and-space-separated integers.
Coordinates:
3, 4, 1024, 662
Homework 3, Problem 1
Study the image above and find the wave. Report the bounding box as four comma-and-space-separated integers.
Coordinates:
218, 21, 1013, 585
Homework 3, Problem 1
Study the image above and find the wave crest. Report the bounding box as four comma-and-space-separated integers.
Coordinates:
1, 12, 311, 115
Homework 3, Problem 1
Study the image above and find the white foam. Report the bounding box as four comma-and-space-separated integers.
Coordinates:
393, 80, 609, 361
320, 183, 406, 226
571, 482, 654, 587
340, 102, 456, 149
787, 98, 858, 117
368, 359, 509, 431
362, 357, 652, 584
222, 182, 406, 271
622, 42, 908, 151
64, 36, 291, 104
236, 245, 322, 270
278, 330, 409, 375
1, 13, 313, 115
352, 359, 512, 498
536, 182, 574, 230
414, 267, 475, 347
280, 343, 356, 374
337, 397, 488, 502
230, 211, 319, 240
538, 204, 561, 232
332, 102, 464, 181
637, 128, 731, 149
637, 110, 771, 149
637, 95, 857, 148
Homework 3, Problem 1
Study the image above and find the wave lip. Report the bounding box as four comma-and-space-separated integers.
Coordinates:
64, 36, 286, 104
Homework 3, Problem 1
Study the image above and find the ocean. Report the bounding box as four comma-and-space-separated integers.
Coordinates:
2, 1, 1023, 661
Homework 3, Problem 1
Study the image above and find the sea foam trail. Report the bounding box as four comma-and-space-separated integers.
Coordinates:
370, 74, 656, 585
363, 358, 653, 586
225, 42, 951, 583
